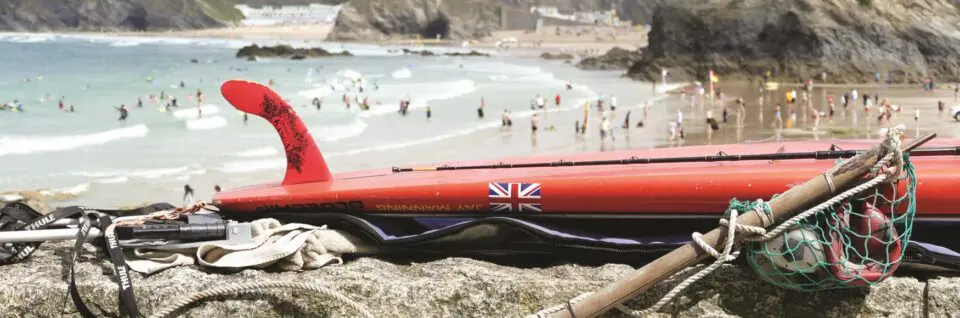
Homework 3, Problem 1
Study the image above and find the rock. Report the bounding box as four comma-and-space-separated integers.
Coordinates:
235, 44, 352, 60
0, 0, 232, 31
0, 238, 952, 318
540, 52, 576, 60
577, 47, 643, 71
627, 0, 960, 84
327, 0, 501, 41
400, 48, 489, 57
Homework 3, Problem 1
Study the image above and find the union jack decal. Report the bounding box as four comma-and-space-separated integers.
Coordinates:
488, 182, 542, 212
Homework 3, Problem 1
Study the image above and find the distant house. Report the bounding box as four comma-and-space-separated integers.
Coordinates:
234, 4, 343, 26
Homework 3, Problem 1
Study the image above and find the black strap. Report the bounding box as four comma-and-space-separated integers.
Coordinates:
99, 215, 141, 318
0, 205, 86, 265
69, 213, 99, 318
68, 214, 142, 318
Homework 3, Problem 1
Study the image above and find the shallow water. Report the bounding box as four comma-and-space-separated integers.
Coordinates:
0, 33, 683, 207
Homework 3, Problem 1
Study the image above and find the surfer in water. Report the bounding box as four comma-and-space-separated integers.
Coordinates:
171, 97, 179, 107
312, 97, 322, 110
160, 90, 167, 101
179, 80, 185, 88
136, 97, 143, 108
196, 89, 204, 105
243, 113, 248, 125
426, 106, 432, 120
478, 97, 485, 119
116, 104, 129, 121
183, 185, 194, 205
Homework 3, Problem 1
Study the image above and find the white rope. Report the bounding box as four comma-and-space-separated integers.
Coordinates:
530, 126, 906, 318
148, 281, 374, 318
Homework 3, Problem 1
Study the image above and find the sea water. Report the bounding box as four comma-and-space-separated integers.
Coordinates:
0, 32, 681, 207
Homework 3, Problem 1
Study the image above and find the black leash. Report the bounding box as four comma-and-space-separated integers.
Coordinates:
1, 202, 175, 317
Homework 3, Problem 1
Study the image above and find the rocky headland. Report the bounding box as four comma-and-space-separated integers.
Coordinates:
627, 0, 960, 84
577, 47, 643, 71
235, 44, 352, 60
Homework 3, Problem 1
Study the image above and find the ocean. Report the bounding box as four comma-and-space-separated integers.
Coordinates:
0, 32, 680, 207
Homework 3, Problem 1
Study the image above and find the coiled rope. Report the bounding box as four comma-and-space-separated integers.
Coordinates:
530, 126, 906, 318
148, 281, 374, 318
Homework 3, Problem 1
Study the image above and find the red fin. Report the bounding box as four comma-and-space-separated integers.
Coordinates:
220, 80, 332, 185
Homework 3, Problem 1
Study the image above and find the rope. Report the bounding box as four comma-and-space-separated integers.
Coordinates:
530, 125, 907, 318
148, 281, 374, 318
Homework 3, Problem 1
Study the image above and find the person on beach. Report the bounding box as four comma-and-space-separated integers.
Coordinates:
841, 93, 848, 108
622, 110, 631, 129
773, 104, 783, 129
426, 106, 432, 120
243, 113, 248, 125
915, 107, 920, 122
722, 107, 728, 123
197, 89, 204, 105
575, 120, 581, 135
954, 85, 958, 101
738, 101, 746, 124
864, 94, 873, 113
938, 100, 945, 117
183, 185, 194, 205
668, 120, 679, 142
58, 97, 65, 110
610, 95, 618, 112
637, 102, 648, 128
600, 114, 610, 141
214, 185, 221, 193
478, 97, 485, 119
850, 89, 859, 107
706, 109, 720, 131
555, 93, 561, 106
531, 113, 539, 134
827, 95, 836, 120
597, 94, 605, 111
116, 104, 128, 121
535, 94, 545, 109
344, 94, 351, 109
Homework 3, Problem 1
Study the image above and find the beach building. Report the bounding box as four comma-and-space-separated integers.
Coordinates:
234, 3, 343, 26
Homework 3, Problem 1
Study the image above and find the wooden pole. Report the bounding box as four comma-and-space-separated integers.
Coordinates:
547, 133, 936, 318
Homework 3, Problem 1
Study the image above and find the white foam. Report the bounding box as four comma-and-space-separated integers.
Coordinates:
0, 124, 148, 156
0, 194, 23, 201
110, 40, 141, 47
185, 116, 228, 131
233, 147, 279, 158
97, 176, 129, 184
56, 183, 91, 195
129, 166, 190, 179
219, 158, 285, 174
173, 104, 221, 119
359, 79, 476, 117
313, 118, 368, 142
391, 68, 412, 79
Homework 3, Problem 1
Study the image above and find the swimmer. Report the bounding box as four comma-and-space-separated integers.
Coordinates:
116, 104, 129, 121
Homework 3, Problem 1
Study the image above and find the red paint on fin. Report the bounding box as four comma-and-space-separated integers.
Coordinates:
220, 80, 332, 185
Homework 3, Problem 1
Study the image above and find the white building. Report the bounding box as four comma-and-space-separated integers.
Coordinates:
234, 3, 343, 26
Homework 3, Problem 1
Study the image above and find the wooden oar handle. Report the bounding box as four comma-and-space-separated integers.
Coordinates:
551, 132, 935, 318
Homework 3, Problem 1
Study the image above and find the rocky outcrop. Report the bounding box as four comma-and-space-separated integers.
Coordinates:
0, 0, 228, 31
401, 48, 490, 57
327, 0, 501, 41
540, 52, 576, 60
236, 44, 352, 60
577, 47, 642, 70
628, 0, 960, 84
2, 240, 958, 317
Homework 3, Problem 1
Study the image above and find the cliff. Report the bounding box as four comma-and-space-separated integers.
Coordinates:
326, 0, 502, 41
327, 0, 662, 41
0, 0, 337, 31
627, 0, 960, 84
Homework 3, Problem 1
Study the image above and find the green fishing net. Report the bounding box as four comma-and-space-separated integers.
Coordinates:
733, 154, 916, 292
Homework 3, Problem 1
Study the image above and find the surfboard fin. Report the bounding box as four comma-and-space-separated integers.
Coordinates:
220, 80, 332, 185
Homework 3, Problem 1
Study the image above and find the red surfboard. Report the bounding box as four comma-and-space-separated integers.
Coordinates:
214, 80, 960, 220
